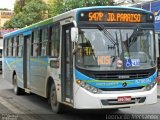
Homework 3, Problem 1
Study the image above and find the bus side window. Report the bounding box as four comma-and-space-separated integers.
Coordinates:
41, 28, 48, 56
31, 32, 34, 56
8, 38, 13, 56
11, 38, 14, 56
18, 35, 23, 57
51, 25, 60, 57
48, 26, 52, 56
39, 29, 42, 56
13, 37, 17, 57
33, 30, 40, 56
4, 39, 8, 57
16, 36, 19, 56
7, 39, 9, 56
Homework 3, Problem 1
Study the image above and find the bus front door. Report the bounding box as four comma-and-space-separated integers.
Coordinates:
62, 23, 74, 104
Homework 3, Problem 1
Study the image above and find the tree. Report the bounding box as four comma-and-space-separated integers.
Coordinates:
48, 0, 65, 17
3, 20, 12, 29
14, 0, 32, 14
3, 0, 48, 29
48, 0, 114, 17
22, 0, 48, 25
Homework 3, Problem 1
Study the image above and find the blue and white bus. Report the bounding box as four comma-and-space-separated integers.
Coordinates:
3, 6, 158, 113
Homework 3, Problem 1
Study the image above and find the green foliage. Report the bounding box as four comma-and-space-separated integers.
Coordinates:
48, 0, 65, 17
3, 12, 25, 29
14, 0, 33, 14
48, 0, 113, 17
3, 21, 12, 29
13, 0, 22, 14
4, 0, 48, 29
22, 0, 48, 25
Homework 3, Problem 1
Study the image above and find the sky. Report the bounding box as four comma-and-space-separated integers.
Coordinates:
0, 0, 15, 10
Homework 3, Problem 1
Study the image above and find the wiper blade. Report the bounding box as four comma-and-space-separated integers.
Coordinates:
98, 25, 120, 56
98, 25, 121, 67
128, 27, 142, 47
115, 32, 120, 57
98, 25, 117, 45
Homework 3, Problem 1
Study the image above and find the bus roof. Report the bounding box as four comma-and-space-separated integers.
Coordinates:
4, 6, 152, 39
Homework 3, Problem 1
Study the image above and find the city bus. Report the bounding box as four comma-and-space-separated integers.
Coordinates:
3, 6, 158, 113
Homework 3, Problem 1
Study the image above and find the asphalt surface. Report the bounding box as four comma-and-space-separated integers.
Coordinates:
0, 74, 160, 120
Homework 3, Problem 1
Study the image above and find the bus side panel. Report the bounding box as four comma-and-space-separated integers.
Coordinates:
48, 59, 62, 101
30, 57, 48, 96
3, 58, 16, 83
15, 57, 24, 88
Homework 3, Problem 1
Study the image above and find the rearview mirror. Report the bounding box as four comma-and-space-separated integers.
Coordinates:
71, 27, 78, 42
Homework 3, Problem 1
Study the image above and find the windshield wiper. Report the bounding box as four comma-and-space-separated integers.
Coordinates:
98, 25, 117, 46
98, 25, 120, 66
128, 26, 142, 47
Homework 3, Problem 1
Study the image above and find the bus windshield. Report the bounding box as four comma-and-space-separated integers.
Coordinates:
76, 28, 155, 70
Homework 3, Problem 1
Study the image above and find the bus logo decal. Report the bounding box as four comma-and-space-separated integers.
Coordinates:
122, 82, 127, 87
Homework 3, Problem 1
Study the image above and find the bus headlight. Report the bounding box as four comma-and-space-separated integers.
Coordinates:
76, 80, 101, 94
145, 81, 156, 91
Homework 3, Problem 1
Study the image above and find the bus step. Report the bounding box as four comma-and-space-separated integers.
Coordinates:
25, 89, 31, 94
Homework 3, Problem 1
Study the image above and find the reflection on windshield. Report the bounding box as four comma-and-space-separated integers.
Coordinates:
76, 28, 155, 70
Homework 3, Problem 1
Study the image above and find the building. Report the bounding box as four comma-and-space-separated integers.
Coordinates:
0, 10, 13, 28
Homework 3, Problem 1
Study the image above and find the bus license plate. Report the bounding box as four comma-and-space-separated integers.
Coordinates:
117, 96, 131, 102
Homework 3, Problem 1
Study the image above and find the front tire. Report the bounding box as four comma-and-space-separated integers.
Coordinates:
50, 83, 63, 113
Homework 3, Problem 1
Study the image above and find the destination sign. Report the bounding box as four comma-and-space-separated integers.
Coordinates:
88, 12, 141, 22
79, 11, 152, 23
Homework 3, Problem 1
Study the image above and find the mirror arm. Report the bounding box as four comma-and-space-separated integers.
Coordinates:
73, 20, 77, 27
72, 44, 78, 54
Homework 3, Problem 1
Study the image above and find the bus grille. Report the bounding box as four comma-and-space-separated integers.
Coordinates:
94, 72, 150, 80
99, 87, 144, 91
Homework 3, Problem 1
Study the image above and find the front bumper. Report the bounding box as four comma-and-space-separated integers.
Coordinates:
74, 84, 157, 109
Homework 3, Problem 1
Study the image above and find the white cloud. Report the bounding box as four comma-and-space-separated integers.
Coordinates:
0, 0, 16, 10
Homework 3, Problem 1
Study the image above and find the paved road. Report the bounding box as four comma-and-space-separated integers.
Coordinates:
0, 74, 160, 120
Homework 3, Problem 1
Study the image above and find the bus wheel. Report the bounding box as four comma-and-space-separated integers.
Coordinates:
13, 75, 23, 95
50, 83, 63, 113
